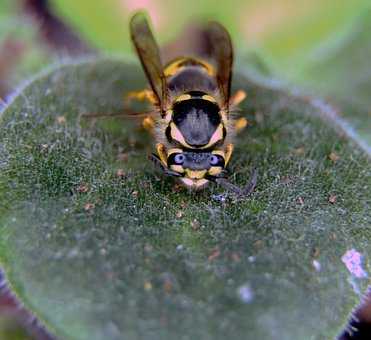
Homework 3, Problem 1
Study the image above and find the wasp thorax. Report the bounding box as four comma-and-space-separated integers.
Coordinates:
169, 93, 224, 149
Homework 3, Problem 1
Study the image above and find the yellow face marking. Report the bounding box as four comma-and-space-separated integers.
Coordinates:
156, 143, 168, 166
170, 164, 184, 173
165, 110, 173, 123
208, 166, 223, 176
185, 169, 207, 180
175, 94, 191, 102
167, 148, 183, 156
208, 124, 224, 146
169, 122, 193, 148
198, 124, 224, 149
225, 144, 234, 165
181, 178, 209, 189
202, 94, 217, 103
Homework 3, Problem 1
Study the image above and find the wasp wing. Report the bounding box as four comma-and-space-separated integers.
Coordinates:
130, 11, 166, 110
204, 22, 233, 108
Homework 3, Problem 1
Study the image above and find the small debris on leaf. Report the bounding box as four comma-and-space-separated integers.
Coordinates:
84, 203, 95, 211
117, 153, 129, 162
341, 249, 368, 279
237, 284, 254, 303
132, 190, 139, 198
172, 183, 183, 193
281, 176, 293, 184
312, 247, 320, 258
248, 256, 256, 263
77, 184, 89, 193
56, 115, 66, 124
211, 194, 227, 202
296, 196, 304, 205
144, 281, 152, 291
230, 252, 241, 262
163, 278, 173, 293
328, 194, 337, 204
144, 243, 153, 253
253, 240, 264, 250
116, 169, 125, 177
176, 211, 183, 219
329, 152, 340, 162
190, 219, 200, 230
312, 260, 321, 272
293, 147, 305, 156
208, 248, 220, 261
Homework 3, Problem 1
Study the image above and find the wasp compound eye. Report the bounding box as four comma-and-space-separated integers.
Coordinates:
210, 155, 219, 166
209, 155, 225, 167
174, 153, 185, 165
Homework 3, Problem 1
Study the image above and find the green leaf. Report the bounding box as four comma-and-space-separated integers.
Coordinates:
0, 57, 370, 339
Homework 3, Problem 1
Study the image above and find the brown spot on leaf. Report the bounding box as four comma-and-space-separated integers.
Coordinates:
208, 248, 221, 261
191, 219, 200, 230
328, 194, 337, 204
77, 184, 88, 193
144, 281, 152, 291
293, 147, 305, 156
297, 196, 304, 205
329, 152, 340, 162
176, 211, 183, 219
84, 203, 94, 211
56, 115, 66, 124
163, 278, 173, 293
116, 169, 125, 177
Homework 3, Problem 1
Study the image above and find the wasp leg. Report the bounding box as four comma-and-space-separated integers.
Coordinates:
229, 89, 246, 107
142, 116, 155, 132
234, 117, 249, 133
125, 89, 158, 107
215, 168, 257, 197
148, 154, 182, 177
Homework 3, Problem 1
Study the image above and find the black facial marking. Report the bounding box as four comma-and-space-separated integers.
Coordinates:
165, 126, 172, 143
187, 90, 206, 98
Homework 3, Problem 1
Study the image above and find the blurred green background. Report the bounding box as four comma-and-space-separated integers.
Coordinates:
0, 0, 370, 79
47, 0, 371, 80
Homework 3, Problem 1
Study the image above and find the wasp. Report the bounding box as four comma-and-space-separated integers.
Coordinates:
89, 11, 257, 196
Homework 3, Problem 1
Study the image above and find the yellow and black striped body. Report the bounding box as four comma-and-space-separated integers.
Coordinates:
154, 58, 235, 189
129, 11, 246, 190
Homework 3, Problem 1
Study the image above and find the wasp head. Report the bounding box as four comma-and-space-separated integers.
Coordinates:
152, 144, 234, 190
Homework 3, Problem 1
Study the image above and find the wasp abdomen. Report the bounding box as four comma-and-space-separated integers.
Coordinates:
167, 66, 217, 93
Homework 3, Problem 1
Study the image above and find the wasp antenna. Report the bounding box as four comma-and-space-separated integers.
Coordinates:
215, 168, 257, 197
241, 168, 257, 196
81, 110, 154, 119
148, 154, 182, 177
